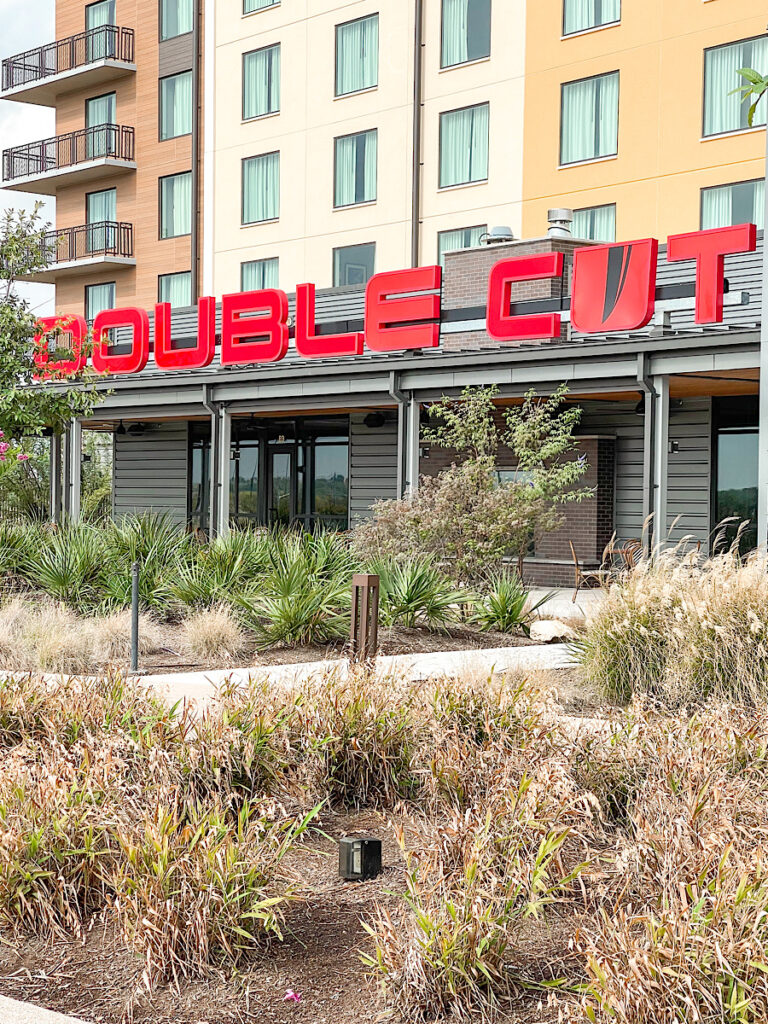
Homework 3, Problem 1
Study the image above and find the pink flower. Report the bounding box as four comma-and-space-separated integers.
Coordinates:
16, 454, 29, 462
283, 990, 302, 1003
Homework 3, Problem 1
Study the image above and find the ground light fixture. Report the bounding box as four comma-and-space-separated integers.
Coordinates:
339, 837, 382, 880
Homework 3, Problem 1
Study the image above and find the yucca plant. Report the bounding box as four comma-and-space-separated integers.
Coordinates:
99, 513, 192, 615
172, 528, 271, 608
374, 557, 467, 631
0, 520, 42, 583
24, 522, 105, 613
470, 569, 552, 635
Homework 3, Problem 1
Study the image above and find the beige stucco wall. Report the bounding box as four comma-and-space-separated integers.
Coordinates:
211, 0, 527, 293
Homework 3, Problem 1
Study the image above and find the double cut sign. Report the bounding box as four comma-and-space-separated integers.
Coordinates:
34, 224, 757, 377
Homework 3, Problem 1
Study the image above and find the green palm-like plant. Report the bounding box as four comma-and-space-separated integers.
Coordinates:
471, 570, 552, 636
0, 520, 42, 581
172, 529, 272, 607
24, 522, 105, 613
734, 68, 768, 127
374, 557, 468, 631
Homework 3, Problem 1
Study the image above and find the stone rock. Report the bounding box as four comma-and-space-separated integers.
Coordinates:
529, 619, 577, 644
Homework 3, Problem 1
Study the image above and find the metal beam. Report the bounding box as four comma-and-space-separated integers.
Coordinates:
68, 420, 82, 522
217, 405, 231, 536
758, 130, 768, 549
50, 433, 62, 525
404, 394, 420, 496
652, 376, 669, 551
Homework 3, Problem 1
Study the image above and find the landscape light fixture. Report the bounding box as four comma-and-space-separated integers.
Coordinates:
338, 837, 382, 881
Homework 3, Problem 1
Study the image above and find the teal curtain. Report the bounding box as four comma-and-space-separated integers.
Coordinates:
437, 225, 486, 266
334, 130, 377, 207
564, 0, 620, 35
702, 180, 765, 229
244, 0, 278, 11
242, 152, 280, 223
441, 0, 491, 68
561, 71, 618, 164
159, 271, 192, 307
572, 205, 616, 241
86, 188, 116, 252
439, 103, 489, 187
161, 0, 193, 40
705, 37, 768, 136
86, 0, 115, 60
85, 92, 115, 158
243, 44, 280, 119
241, 258, 279, 290
160, 71, 193, 139
336, 15, 378, 96
160, 172, 192, 238
85, 282, 115, 322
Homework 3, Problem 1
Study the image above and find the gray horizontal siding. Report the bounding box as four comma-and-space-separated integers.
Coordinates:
349, 411, 398, 523
113, 422, 189, 524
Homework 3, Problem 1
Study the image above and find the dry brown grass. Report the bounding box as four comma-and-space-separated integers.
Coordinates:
179, 603, 248, 663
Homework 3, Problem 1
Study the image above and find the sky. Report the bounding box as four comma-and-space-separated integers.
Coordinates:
0, 0, 56, 313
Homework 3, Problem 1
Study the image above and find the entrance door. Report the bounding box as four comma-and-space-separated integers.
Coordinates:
268, 447, 295, 526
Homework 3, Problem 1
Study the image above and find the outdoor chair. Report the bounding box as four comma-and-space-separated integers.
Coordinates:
569, 540, 613, 602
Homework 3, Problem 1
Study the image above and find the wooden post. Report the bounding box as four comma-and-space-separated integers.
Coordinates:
350, 573, 380, 664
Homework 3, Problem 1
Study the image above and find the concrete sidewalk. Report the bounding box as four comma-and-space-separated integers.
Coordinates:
0, 995, 87, 1024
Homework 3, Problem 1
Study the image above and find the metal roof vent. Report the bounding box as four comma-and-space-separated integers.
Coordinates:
548, 208, 573, 238
481, 225, 515, 245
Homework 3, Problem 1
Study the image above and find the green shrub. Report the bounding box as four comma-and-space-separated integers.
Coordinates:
375, 557, 467, 631
171, 529, 271, 608
24, 523, 105, 613
471, 569, 551, 634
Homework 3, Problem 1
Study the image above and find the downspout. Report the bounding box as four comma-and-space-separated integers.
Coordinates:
410, 0, 424, 268
637, 352, 656, 555
202, 383, 219, 536
389, 370, 407, 498
190, 0, 202, 303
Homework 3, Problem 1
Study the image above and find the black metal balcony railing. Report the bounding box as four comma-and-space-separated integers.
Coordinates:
3, 124, 135, 182
2, 26, 135, 92
39, 221, 134, 267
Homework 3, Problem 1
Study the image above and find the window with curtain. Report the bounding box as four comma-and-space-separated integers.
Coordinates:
85, 92, 115, 158
334, 129, 377, 207
333, 243, 375, 286
160, 71, 193, 139
86, 187, 116, 252
437, 225, 486, 266
243, 44, 280, 119
561, 71, 619, 164
160, 0, 193, 40
244, 0, 279, 12
704, 37, 768, 136
85, 282, 115, 322
563, 0, 620, 36
159, 171, 192, 238
242, 152, 280, 224
86, 0, 116, 60
439, 102, 489, 187
573, 204, 616, 241
158, 271, 192, 307
335, 15, 379, 96
242, 258, 279, 290
441, 0, 491, 68
701, 180, 765, 229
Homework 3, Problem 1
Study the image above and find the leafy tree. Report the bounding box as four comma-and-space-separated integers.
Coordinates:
0, 206, 103, 457
734, 67, 768, 127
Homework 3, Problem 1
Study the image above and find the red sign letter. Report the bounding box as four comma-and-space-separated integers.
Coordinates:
667, 224, 756, 324
487, 253, 563, 341
33, 314, 88, 377
571, 239, 658, 334
221, 289, 289, 366
92, 307, 150, 375
295, 283, 363, 358
154, 297, 217, 370
365, 266, 442, 352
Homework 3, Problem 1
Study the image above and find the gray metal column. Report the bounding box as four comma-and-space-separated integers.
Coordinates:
207, 404, 220, 537
758, 131, 768, 548
68, 420, 82, 522
216, 406, 231, 535
61, 426, 71, 520
652, 375, 669, 551
404, 394, 420, 496
50, 433, 63, 525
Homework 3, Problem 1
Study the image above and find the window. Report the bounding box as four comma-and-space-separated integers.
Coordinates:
158, 271, 192, 307
86, 0, 116, 60
563, 0, 620, 36
333, 242, 375, 286
573, 204, 616, 241
701, 179, 765, 229
159, 171, 192, 238
241, 258, 279, 290
85, 92, 115, 158
160, 71, 193, 139
334, 129, 377, 207
439, 102, 489, 187
242, 152, 280, 224
86, 187, 116, 252
437, 225, 486, 266
244, 0, 279, 12
335, 14, 378, 96
714, 396, 759, 553
85, 282, 115, 323
243, 44, 280, 120
441, 0, 491, 68
704, 37, 768, 136
561, 71, 619, 165
160, 0, 193, 40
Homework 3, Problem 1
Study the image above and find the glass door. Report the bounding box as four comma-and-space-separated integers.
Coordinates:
713, 396, 759, 553
268, 447, 295, 527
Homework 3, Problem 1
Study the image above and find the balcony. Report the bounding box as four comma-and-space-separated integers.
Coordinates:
1, 26, 135, 105
2, 124, 136, 194
22, 221, 136, 283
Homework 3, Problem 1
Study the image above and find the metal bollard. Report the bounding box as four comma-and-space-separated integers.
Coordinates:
130, 560, 139, 673
350, 573, 380, 664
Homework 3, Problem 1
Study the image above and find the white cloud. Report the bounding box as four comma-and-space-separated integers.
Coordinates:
0, 0, 56, 313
